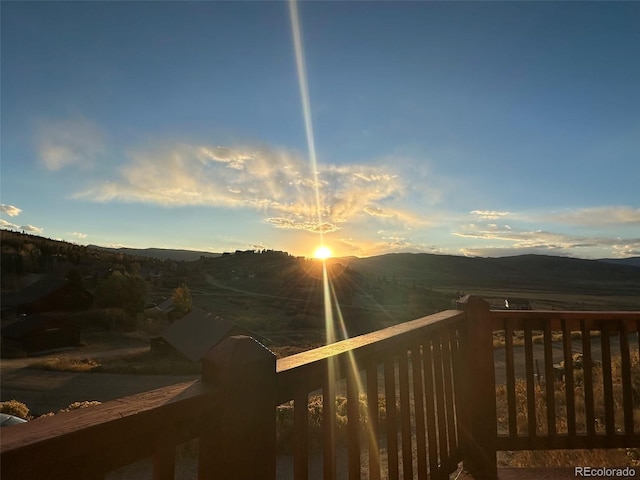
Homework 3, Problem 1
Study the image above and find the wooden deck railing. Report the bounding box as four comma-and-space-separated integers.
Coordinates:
490, 308, 640, 453
276, 308, 467, 480
2, 295, 639, 480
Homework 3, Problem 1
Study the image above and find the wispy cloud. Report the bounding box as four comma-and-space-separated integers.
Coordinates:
36, 118, 105, 170
545, 206, 640, 226
19, 224, 44, 234
0, 204, 44, 234
71, 232, 88, 239
0, 204, 22, 217
454, 223, 640, 258
0, 219, 19, 229
613, 244, 640, 257
76, 143, 418, 234
266, 217, 340, 233
470, 210, 511, 220
334, 231, 447, 257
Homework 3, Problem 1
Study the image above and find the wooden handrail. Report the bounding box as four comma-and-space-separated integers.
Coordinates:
275, 308, 467, 480
490, 309, 640, 454
1, 380, 212, 479
276, 309, 464, 403
4, 302, 639, 480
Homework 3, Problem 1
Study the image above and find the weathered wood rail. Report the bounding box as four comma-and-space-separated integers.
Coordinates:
491, 309, 640, 452
2, 295, 639, 480
276, 307, 467, 480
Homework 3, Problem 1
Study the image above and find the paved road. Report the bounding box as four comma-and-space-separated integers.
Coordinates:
1, 347, 198, 415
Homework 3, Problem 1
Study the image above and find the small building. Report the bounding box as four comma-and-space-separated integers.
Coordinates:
1, 314, 81, 355
1, 277, 93, 318
151, 307, 255, 363
144, 297, 175, 314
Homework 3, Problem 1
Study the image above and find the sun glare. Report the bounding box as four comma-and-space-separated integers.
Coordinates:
313, 245, 332, 260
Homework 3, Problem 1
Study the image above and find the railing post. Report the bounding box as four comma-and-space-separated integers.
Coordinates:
457, 295, 497, 479
199, 335, 277, 480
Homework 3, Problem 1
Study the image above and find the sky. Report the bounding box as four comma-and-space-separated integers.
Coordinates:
1, 1, 639, 259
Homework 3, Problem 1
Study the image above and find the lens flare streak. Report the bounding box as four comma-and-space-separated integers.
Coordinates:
288, 0, 324, 241
289, 1, 380, 471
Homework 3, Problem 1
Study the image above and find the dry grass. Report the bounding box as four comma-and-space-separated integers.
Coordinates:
31, 357, 101, 372
276, 393, 390, 454
94, 351, 201, 375
496, 351, 640, 467
493, 329, 601, 348
0, 399, 30, 419
28, 351, 200, 375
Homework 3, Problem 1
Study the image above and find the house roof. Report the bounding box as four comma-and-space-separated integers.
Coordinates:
161, 307, 249, 362
1, 278, 68, 310
145, 297, 175, 312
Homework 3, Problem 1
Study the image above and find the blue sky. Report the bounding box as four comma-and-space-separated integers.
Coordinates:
1, 1, 639, 259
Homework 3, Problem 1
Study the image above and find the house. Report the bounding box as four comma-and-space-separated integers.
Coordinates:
1, 277, 93, 319
151, 307, 255, 362
1, 313, 81, 355
144, 297, 175, 314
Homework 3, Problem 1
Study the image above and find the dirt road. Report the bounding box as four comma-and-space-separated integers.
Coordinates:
1, 367, 198, 415
1, 340, 198, 415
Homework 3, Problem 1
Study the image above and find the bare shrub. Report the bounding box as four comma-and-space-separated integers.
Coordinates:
0, 399, 30, 419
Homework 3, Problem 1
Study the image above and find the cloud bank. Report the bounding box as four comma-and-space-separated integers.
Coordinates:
76, 143, 415, 234
545, 207, 640, 226
36, 118, 105, 171
454, 221, 640, 258
0, 204, 22, 217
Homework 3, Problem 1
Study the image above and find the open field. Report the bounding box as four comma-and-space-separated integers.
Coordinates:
437, 286, 640, 311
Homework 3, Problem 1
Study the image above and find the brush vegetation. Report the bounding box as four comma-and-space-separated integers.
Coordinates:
29, 350, 200, 375
496, 351, 640, 467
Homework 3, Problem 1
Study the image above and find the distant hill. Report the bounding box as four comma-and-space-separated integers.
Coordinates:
335, 253, 640, 295
597, 257, 640, 268
3, 229, 638, 296
88, 245, 221, 262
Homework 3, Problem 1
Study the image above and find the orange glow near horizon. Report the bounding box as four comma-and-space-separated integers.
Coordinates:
313, 245, 333, 260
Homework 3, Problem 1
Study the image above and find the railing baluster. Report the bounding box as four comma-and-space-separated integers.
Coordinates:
561, 319, 576, 438
346, 367, 361, 480
504, 320, 517, 439
543, 322, 556, 437
449, 326, 463, 462
601, 323, 615, 437
398, 350, 413, 479
153, 441, 176, 480
366, 360, 381, 480
581, 321, 596, 441
524, 322, 537, 440
294, 390, 309, 480
619, 320, 634, 436
411, 342, 428, 480
441, 329, 457, 475
323, 372, 337, 480
432, 332, 449, 480
423, 337, 439, 479
384, 355, 399, 480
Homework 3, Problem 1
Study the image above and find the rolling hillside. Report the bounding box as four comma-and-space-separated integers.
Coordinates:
336, 253, 640, 295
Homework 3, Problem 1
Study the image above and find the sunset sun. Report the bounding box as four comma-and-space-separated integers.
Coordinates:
313, 245, 333, 260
